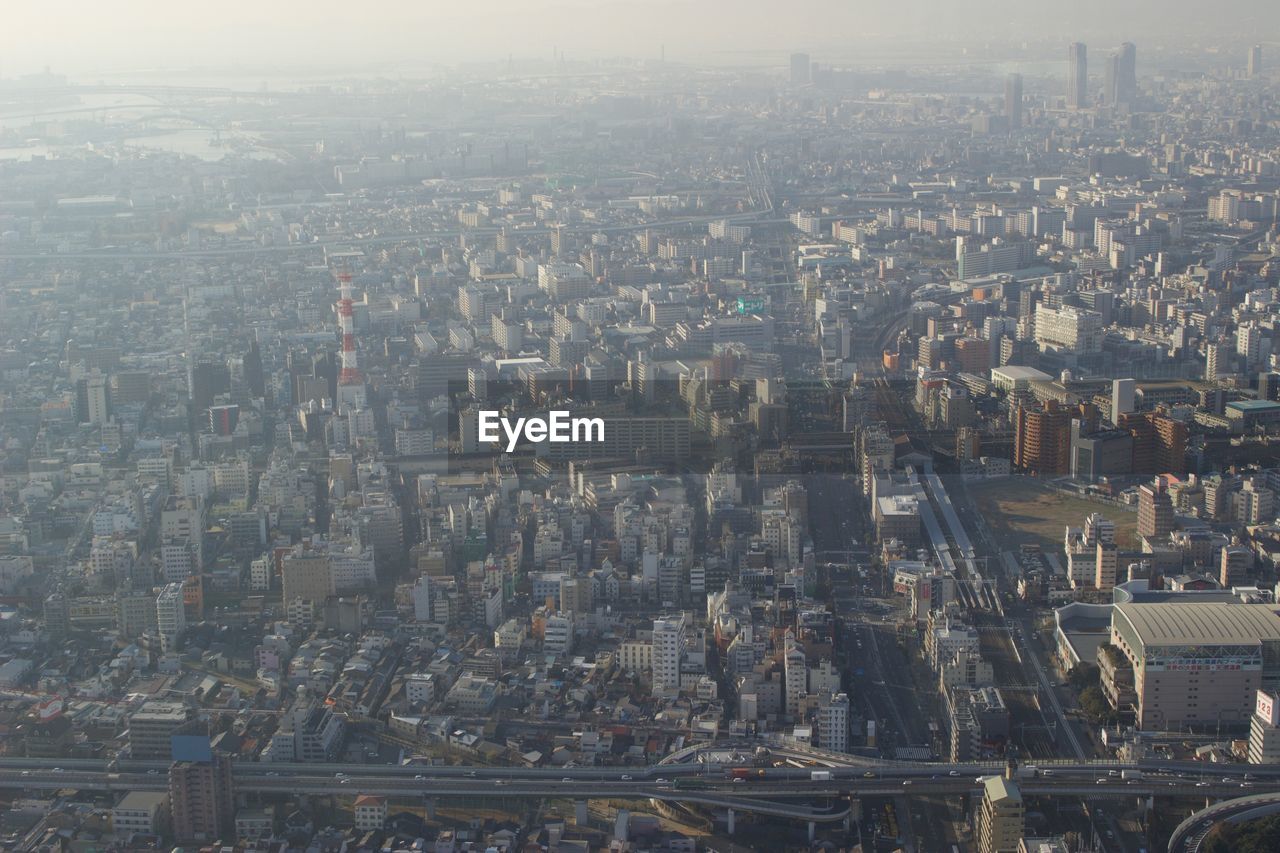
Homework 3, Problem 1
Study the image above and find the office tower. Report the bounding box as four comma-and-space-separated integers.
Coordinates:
652, 615, 685, 697
1249, 44, 1263, 78
1111, 378, 1136, 424
1068, 42, 1088, 109
169, 754, 235, 842
1104, 52, 1120, 106
1137, 479, 1175, 541
978, 776, 1025, 853
1004, 73, 1023, 130
790, 52, 811, 86
1118, 42, 1137, 103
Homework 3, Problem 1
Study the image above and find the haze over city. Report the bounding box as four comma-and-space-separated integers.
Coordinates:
3, 1, 1280, 76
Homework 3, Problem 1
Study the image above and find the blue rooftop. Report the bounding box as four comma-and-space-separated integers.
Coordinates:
1228, 399, 1280, 412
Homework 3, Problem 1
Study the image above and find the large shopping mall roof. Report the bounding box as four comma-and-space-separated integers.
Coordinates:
1114, 602, 1280, 647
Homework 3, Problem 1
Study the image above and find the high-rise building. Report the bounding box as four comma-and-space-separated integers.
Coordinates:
1249, 44, 1263, 78
652, 615, 685, 697
1004, 73, 1023, 131
1137, 479, 1175, 541
169, 755, 235, 842
790, 52, 811, 86
1068, 42, 1088, 109
156, 582, 187, 652
1013, 400, 1072, 475
1106, 43, 1137, 106
1119, 410, 1187, 477
977, 775, 1025, 853
1104, 52, 1120, 106
1111, 378, 1136, 424
818, 692, 850, 753
783, 633, 808, 718
1118, 42, 1137, 103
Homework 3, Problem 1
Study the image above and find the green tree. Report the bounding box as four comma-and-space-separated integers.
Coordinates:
1078, 685, 1115, 724
1068, 662, 1099, 690
1203, 814, 1280, 853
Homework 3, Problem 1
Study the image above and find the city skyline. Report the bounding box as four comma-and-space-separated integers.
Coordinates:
4, 2, 1280, 850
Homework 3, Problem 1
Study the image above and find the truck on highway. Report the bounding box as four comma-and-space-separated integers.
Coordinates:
1015, 765, 1040, 779
1121, 769, 1143, 780
810, 770, 833, 781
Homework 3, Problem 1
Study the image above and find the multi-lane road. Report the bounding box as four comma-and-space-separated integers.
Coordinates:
4, 756, 1277, 799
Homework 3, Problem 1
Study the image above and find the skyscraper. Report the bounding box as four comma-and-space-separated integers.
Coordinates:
1068, 42, 1088, 109
1118, 42, 1137, 103
1106, 43, 1137, 106
1249, 44, 1263, 78
1004, 73, 1023, 131
1104, 53, 1119, 106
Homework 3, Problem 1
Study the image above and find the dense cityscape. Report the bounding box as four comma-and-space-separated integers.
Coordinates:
2, 21, 1280, 853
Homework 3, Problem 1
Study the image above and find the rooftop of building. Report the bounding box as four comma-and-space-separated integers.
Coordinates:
1114, 601, 1280, 647
114, 791, 168, 812
991, 365, 1053, 382
982, 774, 1022, 803
1227, 399, 1280, 412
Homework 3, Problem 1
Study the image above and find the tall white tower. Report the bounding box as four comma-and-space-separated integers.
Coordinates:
335, 270, 367, 412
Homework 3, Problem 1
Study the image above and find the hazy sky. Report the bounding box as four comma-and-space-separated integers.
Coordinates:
4, 0, 1280, 78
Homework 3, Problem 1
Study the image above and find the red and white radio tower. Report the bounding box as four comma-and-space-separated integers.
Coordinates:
337, 271, 361, 386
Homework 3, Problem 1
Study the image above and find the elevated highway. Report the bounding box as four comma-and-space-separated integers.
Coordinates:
3, 755, 1277, 819
1168, 792, 1280, 852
